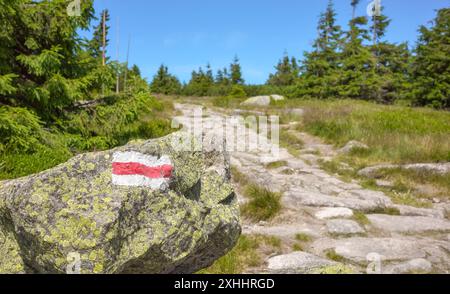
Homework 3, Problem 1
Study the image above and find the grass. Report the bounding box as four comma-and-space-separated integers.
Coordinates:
292, 243, 304, 251
312, 265, 355, 274
231, 165, 249, 185
371, 168, 450, 202
352, 212, 371, 226
295, 233, 312, 242
266, 160, 288, 169
279, 130, 304, 157
198, 234, 281, 274
290, 99, 450, 164
241, 184, 282, 222
325, 250, 346, 263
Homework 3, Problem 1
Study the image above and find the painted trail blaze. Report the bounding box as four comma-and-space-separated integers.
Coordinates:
112, 151, 173, 189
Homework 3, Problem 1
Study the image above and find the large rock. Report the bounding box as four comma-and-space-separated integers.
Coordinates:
0, 132, 241, 274
358, 163, 450, 178
241, 95, 285, 106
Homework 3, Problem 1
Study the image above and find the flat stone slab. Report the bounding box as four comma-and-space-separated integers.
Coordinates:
327, 219, 365, 235
311, 238, 428, 264
286, 190, 390, 212
312, 237, 450, 271
384, 259, 433, 274
367, 214, 450, 233
268, 252, 337, 274
315, 208, 354, 220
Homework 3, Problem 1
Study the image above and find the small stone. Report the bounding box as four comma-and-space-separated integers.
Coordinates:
315, 208, 354, 220
338, 141, 369, 154
375, 180, 394, 188
268, 252, 337, 274
327, 219, 365, 235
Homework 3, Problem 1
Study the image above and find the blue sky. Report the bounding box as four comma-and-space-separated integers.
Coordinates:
82, 0, 449, 84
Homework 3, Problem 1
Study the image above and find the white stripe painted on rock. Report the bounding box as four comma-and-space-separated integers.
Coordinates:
112, 174, 169, 189
113, 151, 171, 167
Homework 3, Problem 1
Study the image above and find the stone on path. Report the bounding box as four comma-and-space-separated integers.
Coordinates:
268, 252, 337, 274
327, 219, 365, 235
286, 190, 391, 212
315, 207, 354, 220
367, 214, 450, 233
384, 259, 432, 274
311, 237, 450, 265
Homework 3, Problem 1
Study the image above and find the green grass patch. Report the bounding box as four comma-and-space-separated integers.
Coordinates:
290, 99, 450, 164
231, 166, 249, 185
312, 265, 355, 274
198, 235, 281, 274
241, 184, 282, 222
352, 212, 371, 226
292, 243, 304, 251
295, 233, 312, 242
325, 250, 346, 263
265, 161, 288, 169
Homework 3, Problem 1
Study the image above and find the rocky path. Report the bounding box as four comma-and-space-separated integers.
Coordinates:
174, 103, 450, 274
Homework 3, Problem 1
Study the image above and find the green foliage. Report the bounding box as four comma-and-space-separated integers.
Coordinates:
267, 53, 299, 86
410, 8, 450, 108
227, 85, 247, 98
150, 64, 182, 95
0, 74, 18, 95
230, 55, 244, 85
0, 106, 46, 153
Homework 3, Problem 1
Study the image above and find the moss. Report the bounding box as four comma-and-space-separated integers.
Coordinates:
313, 264, 355, 274
295, 233, 312, 242
326, 250, 346, 263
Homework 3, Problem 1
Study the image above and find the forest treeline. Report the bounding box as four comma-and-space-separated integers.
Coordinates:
151, 1, 449, 109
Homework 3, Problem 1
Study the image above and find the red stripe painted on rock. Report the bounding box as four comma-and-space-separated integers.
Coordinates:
112, 162, 173, 179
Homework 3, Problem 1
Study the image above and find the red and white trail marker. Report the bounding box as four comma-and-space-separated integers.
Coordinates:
112, 151, 173, 189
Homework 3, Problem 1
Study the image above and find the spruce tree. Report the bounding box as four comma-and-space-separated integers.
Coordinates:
267, 53, 299, 86
88, 10, 110, 60
230, 55, 244, 85
150, 64, 181, 95
338, 16, 378, 99
298, 0, 343, 98
410, 8, 450, 108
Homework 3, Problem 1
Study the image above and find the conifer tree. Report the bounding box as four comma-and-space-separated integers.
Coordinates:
230, 55, 244, 85
297, 0, 343, 98
410, 8, 450, 108
267, 53, 299, 86
150, 64, 181, 95
88, 10, 110, 60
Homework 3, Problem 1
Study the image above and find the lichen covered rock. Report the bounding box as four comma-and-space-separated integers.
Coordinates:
0, 132, 241, 273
